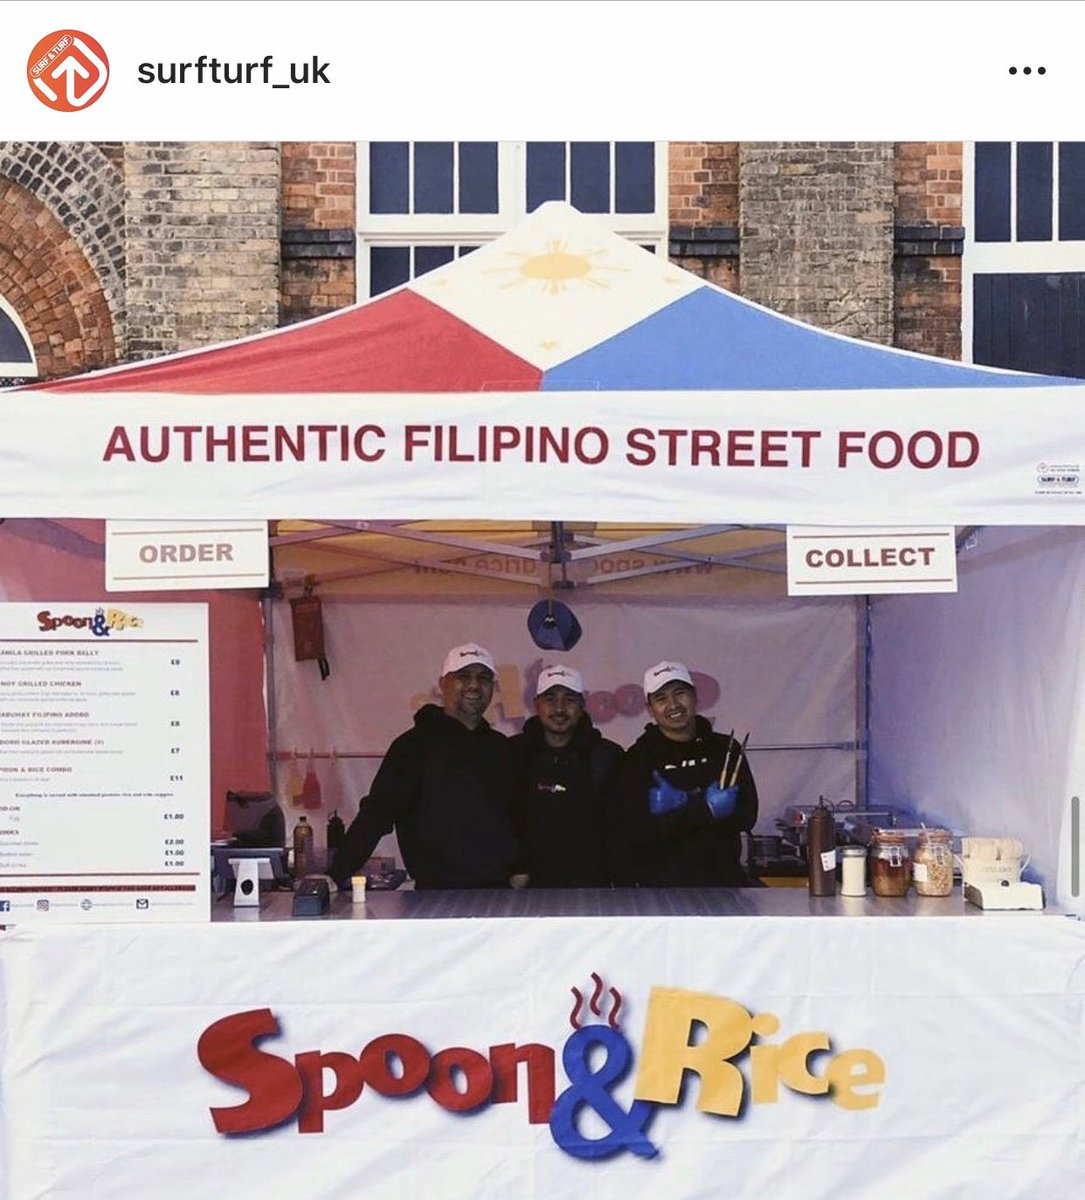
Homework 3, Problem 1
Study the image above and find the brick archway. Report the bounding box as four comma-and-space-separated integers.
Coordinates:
0, 176, 117, 379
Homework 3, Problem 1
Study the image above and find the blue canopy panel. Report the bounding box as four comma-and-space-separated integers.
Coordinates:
540, 287, 1073, 391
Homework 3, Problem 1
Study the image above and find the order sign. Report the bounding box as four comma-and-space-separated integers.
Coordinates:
0, 602, 209, 924
786, 526, 958, 595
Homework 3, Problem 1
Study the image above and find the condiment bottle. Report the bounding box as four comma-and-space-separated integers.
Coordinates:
913, 828, 954, 896
327, 810, 345, 854
840, 845, 867, 896
293, 815, 314, 877
807, 799, 836, 896
870, 829, 911, 897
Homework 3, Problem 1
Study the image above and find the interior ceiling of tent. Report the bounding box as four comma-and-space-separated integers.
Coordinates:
269, 520, 793, 599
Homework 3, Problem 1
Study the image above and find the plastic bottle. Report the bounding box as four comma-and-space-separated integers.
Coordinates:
807, 799, 837, 896
293, 816, 314, 877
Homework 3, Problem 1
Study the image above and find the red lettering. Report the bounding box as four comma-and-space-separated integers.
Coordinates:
625, 428, 656, 465
907, 430, 943, 468
352, 424, 385, 462
489, 1042, 557, 1124
727, 429, 755, 466
358, 1033, 430, 1096
949, 430, 979, 467
658, 428, 686, 466
426, 1047, 494, 1112
197, 1008, 303, 1135
760, 430, 789, 467
792, 429, 821, 467
102, 426, 136, 462
294, 1050, 364, 1134
691, 429, 721, 466
404, 425, 429, 461
868, 431, 904, 469
574, 427, 608, 465
837, 430, 866, 467
242, 426, 270, 462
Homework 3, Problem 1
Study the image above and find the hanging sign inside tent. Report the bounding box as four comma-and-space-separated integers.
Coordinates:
786, 526, 958, 595
105, 520, 269, 591
0, 602, 209, 924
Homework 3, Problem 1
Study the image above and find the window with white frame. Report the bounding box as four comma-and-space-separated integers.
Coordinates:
0, 294, 37, 381
963, 142, 1085, 370
356, 141, 668, 298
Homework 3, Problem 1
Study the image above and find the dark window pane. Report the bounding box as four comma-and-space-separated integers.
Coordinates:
527, 142, 566, 210
457, 245, 481, 257
1016, 142, 1053, 241
1059, 143, 1085, 240
414, 245, 455, 278
370, 246, 410, 297
975, 142, 1011, 242
570, 142, 610, 213
615, 142, 655, 212
0, 309, 32, 363
458, 143, 498, 213
413, 142, 453, 214
369, 142, 409, 214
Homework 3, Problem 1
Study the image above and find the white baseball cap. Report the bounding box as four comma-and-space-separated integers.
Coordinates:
535, 664, 585, 697
643, 660, 694, 697
440, 643, 496, 678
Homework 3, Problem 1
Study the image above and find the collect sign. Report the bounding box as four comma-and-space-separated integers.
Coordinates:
786, 526, 958, 595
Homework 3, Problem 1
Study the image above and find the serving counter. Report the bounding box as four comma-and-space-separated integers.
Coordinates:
211, 883, 1011, 920
3, 889, 1084, 1199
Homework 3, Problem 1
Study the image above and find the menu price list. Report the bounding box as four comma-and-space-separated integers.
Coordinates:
0, 602, 209, 924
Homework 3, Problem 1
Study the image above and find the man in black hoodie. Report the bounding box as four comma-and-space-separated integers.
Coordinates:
510, 665, 623, 887
330, 643, 520, 890
612, 660, 758, 887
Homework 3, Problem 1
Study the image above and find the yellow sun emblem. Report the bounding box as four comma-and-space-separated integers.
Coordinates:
489, 239, 627, 295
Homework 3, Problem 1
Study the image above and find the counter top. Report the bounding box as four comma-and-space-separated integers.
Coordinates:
211, 884, 1060, 921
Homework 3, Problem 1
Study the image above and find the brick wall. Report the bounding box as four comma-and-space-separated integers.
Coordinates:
0, 140, 125, 355
124, 142, 280, 357
893, 142, 963, 360
0, 175, 116, 379
667, 142, 740, 292
281, 142, 356, 323
739, 142, 896, 343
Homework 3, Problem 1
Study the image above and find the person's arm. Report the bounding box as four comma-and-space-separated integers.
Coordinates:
614, 752, 712, 857
328, 733, 419, 886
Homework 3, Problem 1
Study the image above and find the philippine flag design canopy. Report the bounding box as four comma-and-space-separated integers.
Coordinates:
36, 202, 1072, 396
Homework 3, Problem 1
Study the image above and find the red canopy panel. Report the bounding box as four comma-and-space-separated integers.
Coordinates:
33, 290, 542, 394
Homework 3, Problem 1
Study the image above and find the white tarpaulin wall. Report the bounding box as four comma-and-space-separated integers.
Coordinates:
270, 596, 860, 856
4, 915, 1085, 1200
869, 526, 1085, 892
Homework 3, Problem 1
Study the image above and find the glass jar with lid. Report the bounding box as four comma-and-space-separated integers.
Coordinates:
870, 829, 911, 897
913, 828, 954, 896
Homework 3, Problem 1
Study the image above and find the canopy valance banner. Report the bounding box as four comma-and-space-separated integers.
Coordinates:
3, 387, 1084, 524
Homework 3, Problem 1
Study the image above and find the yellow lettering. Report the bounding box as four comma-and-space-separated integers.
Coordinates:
775, 1032, 831, 1096
826, 1048, 885, 1110
633, 987, 753, 1116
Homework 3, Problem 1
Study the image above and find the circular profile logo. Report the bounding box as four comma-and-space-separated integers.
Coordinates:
27, 30, 109, 111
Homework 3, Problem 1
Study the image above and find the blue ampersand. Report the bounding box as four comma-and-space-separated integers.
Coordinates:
549, 1025, 658, 1160
90, 608, 110, 637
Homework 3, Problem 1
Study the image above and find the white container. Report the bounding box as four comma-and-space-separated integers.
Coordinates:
351, 874, 368, 904
840, 846, 867, 896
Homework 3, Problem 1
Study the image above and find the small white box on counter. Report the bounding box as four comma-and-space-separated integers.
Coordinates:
964, 881, 1044, 911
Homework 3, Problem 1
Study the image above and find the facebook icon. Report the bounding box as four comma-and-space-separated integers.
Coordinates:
0, 899, 10, 912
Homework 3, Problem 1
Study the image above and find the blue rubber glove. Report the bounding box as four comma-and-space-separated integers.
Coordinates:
705, 783, 740, 820
648, 770, 689, 816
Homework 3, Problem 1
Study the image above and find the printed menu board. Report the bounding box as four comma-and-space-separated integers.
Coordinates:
0, 602, 209, 924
